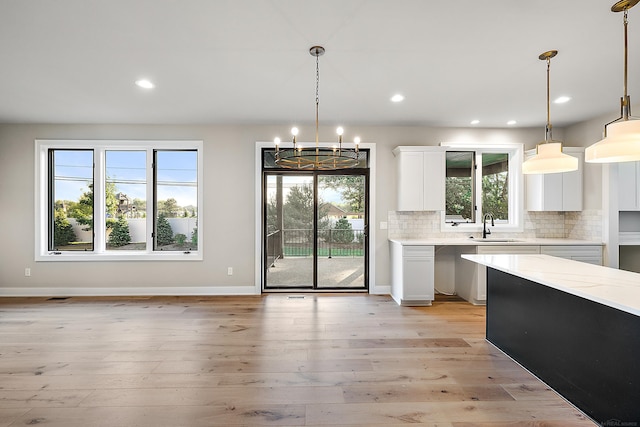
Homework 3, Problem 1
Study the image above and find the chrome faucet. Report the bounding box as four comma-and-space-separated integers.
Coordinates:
482, 213, 494, 239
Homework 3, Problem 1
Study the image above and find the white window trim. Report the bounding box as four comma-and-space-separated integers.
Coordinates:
35, 139, 204, 262
439, 141, 524, 233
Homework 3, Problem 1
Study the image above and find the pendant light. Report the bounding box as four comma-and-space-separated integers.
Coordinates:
523, 50, 578, 174
273, 46, 361, 170
585, 0, 640, 163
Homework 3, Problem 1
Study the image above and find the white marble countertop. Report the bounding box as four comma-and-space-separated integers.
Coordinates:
389, 238, 602, 246
462, 254, 640, 317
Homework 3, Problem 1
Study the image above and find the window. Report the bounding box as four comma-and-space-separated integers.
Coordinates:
36, 140, 203, 261
442, 143, 523, 231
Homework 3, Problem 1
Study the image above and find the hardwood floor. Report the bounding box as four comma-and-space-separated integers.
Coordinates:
0, 294, 595, 426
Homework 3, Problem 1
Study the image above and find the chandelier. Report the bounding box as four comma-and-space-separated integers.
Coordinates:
274, 46, 361, 170
522, 50, 578, 174
586, 0, 640, 163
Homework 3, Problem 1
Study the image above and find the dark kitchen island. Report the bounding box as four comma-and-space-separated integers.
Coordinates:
462, 253, 640, 426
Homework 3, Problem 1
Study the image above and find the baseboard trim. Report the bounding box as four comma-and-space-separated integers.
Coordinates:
371, 285, 391, 295
0, 286, 259, 297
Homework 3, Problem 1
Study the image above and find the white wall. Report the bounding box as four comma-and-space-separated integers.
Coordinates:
0, 123, 560, 295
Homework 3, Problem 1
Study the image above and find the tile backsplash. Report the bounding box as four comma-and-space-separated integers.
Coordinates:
388, 210, 602, 241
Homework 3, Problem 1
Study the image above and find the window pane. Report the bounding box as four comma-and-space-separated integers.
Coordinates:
445, 151, 474, 223
154, 150, 198, 251
106, 151, 146, 251
50, 149, 94, 251
482, 153, 509, 221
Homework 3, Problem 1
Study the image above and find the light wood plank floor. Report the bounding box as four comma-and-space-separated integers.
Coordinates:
0, 294, 595, 426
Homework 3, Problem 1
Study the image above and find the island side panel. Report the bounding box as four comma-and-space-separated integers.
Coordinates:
486, 267, 640, 425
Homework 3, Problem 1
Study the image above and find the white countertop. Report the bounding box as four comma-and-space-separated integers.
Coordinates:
462, 254, 640, 317
389, 238, 602, 246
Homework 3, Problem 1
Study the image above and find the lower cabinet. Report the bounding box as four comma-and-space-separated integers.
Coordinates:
540, 245, 602, 265
390, 242, 603, 306
390, 242, 434, 306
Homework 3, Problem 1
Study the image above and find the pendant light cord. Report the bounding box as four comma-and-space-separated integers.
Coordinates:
315, 52, 320, 150
622, 8, 630, 120
545, 55, 552, 142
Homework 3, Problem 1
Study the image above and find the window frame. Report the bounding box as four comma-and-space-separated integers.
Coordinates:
440, 142, 524, 233
35, 139, 203, 261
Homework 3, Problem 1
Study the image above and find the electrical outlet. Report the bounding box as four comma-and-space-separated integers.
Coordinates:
25, 268, 31, 277
227, 267, 233, 276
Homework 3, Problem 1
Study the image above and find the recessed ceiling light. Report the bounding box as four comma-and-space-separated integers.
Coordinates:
391, 94, 405, 103
135, 79, 155, 89
507, 120, 517, 126
470, 119, 480, 125
554, 96, 571, 104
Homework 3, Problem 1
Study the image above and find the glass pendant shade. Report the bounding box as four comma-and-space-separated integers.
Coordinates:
585, 119, 640, 163
523, 142, 579, 174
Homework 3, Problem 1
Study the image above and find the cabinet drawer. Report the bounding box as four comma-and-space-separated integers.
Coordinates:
477, 245, 540, 255
403, 245, 434, 257
540, 245, 602, 259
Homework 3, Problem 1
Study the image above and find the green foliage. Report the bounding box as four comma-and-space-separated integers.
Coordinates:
53, 209, 76, 247
321, 176, 365, 213
446, 172, 509, 222
67, 181, 118, 230
156, 214, 174, 246
282, 184, 330, 242
482, 172, 509, 220
331, 217, 354, 244
108, 217, 132, 247
445, 177, 473, 220
191, 225, 198, 246
175, 233, 187, 245
158, 198, 179, 218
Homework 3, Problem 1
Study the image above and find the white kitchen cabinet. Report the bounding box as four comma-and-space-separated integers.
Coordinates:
525, 147, 583, 211
390, 242, 434, 306
392, 146, 445, 211
618, 161, 640, 211
540, 245, 602, 265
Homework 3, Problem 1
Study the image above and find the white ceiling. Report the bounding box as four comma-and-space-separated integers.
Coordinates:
0, 0, 638, 129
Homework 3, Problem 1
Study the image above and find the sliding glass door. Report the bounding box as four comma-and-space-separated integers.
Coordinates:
263, 169, 368, 291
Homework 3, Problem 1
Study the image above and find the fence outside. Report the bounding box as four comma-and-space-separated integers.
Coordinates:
279, 228, 365, 257
68, 217, 197, 243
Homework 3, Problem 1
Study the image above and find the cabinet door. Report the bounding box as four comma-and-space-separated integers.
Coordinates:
422, 151, 445, 211
525, 149, 582, 211
403, 257, 435, 300
618, 162, 639, 211
397, 151, 424, 211
543, 174, 564, 211
562, 152, 583, 211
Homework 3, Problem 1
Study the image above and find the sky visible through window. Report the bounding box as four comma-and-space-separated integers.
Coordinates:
54, 150, 198, 207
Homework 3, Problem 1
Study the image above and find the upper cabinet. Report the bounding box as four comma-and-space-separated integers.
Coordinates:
618, 161, 640, 211
393, 146, 445, 211
525, 147, 583, 212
